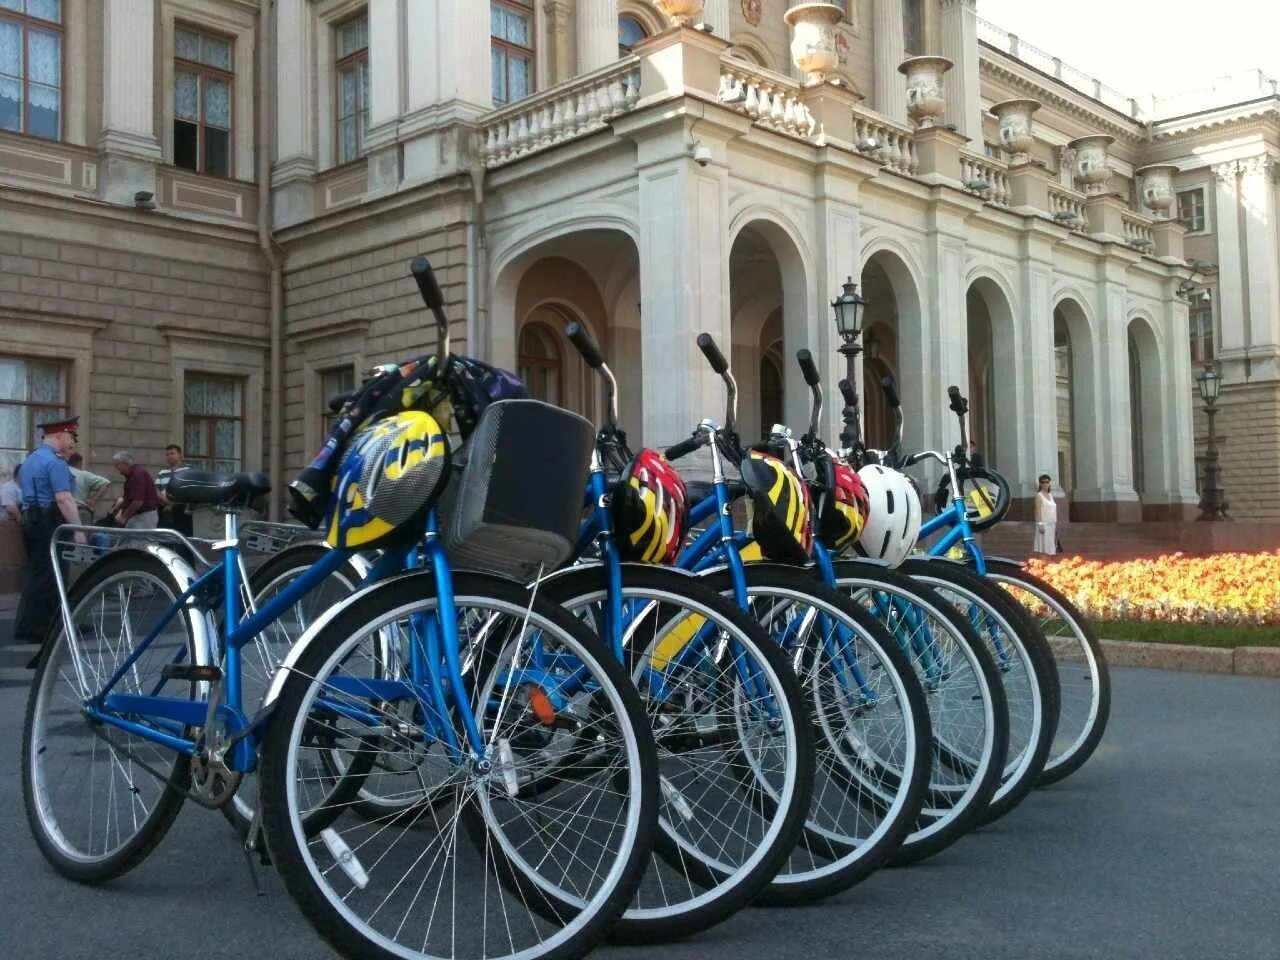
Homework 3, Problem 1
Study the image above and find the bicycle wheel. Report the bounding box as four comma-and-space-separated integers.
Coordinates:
984, 558, 1110, 786
829, 559, 1008, 864
899, 558, 1059, 824
700, 564, 930, 904
226, 542, 372, 835
259, 570, 657, 960
23, 550, 198, 882
541, 564, 814, 941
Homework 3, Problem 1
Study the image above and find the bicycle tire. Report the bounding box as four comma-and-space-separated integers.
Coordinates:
258, 570, 658, 960
984, 558, 1110, 786
699, 563, 931, 904
540, 564, 814, 942
898, 558, 1059, 825
829, 559, 1008, 864
23, 549, 195, 883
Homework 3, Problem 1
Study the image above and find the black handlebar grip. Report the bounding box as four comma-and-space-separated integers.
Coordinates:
696, 333, 729, 375
410, 256, 445, 311
947, 384, 969, 414
327, 391, 355, 414
881, 374, 900, 409
796, 349, 820, 386
664, 434, 703, 462
838, 378, 859, 409
564, 322, 605, 369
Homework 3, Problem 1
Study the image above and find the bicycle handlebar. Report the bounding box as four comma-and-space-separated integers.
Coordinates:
695, 332, 738, 435
697, 333, 729, 374
565, 322, 619, 429
411, 256, 449, 368
664, 433, 704, 462
796, 350, 822, 440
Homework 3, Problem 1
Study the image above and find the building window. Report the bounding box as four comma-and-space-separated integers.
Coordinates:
618, 14, 647, 55
903, 0, 924, 56
491, 0, 533, 106
0, 0, 63, 140
184, 374, 243, 471
0, 355, 67, 471
334, 12, 369, 165
319, 365, 356, 438
1177, 187, 1207, 233
1189, 301, 1215, 364
173, 24, 234, 177
517, 324, 562, 405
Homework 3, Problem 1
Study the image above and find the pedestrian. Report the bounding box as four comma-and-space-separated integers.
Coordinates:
1034, 473, 1057, 555
1, 465, 21, 523
155, 443, 194, 536
67, 452, 112, 524
111, 451, 160, 529
14, 416, 86, 667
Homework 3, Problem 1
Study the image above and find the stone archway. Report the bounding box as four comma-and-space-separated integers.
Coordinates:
965, 276, 1019, 475
1052, 297, 1102, 510
858, 248, 921, 451
1128, 314, 1168, 514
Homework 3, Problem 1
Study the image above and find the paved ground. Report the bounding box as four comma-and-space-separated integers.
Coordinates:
0, 662, 1276, 960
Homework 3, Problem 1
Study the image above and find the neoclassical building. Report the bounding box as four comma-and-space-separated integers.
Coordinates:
3, 0, 1280, 587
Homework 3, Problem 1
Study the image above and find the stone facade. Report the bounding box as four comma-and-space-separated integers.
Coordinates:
2, 0, 1279, 595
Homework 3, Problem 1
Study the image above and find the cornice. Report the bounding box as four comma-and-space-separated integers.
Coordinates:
979, 48, 1144, 146
1151, 101, 1280, 141
157, 325, 269, 350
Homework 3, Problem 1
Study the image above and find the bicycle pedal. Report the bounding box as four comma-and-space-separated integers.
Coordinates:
161, 664, 223, 683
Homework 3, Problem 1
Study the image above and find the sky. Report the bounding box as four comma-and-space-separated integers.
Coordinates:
976, 0, 1280, 106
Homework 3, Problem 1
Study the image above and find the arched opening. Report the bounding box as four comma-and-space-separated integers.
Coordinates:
1053, 309, 1075, 494
964, 276, 1019, 479
1127, 315, 1167, 510
729, 220, 810, 442
858, 250, 919, 452
492, 229, 641, 435
1052, 297, 1102, 518
618, 14, 648, 55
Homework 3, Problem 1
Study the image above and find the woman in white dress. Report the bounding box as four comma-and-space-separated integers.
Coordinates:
1033, 474, 1057, 554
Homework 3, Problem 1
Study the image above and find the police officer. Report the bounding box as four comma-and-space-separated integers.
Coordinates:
14, 416, 86, 667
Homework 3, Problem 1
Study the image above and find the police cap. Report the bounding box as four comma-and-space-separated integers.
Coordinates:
38, 415, 80, 438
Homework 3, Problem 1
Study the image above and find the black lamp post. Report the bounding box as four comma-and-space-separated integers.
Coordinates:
1195, 363, 1229, 521
831, 276, 867, 384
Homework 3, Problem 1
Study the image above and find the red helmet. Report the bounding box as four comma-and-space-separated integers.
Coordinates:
611, 448, 688, 564
817, 460, 871, 550
740, 450, 813, 564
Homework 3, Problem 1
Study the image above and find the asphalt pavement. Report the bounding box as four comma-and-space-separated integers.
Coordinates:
0, 663, 1276, 960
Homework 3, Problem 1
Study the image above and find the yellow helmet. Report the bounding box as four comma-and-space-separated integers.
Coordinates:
740, 450, 813, 564
325, 411, 450, 549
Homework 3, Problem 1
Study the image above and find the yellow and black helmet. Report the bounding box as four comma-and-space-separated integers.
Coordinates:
611, 448, 688, 564
740, 449, 813, 565
325, 410, 450, 550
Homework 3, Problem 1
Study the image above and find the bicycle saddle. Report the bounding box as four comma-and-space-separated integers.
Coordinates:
167, 469, 271, 507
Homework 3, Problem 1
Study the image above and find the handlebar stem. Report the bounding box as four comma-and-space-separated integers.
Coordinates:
598, 361, 620, 430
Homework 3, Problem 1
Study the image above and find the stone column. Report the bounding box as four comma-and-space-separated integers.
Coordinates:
1212, 162, 1247, 378
1014, 226, 1059, 513
272, 0, 315, 227
1241, 156, 1280, 381
703, 0, 732, 39
368, 0, 403, 129
873, 0, 907, 123
577, 0, 618, 75
1160, 277, 1201, 518
917, 200, 971, 464
404, 0, 491, 117
98, 0, 161, 204
939, 0, 979, 142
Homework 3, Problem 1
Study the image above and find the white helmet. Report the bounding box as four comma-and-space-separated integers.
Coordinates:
853, 464, 921, 567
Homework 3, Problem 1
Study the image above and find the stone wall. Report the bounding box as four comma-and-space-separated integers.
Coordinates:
1194, 381, 1280, 520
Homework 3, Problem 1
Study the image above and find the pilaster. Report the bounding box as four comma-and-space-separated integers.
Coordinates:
1015, 225, 1059, 510
918, 197, 975, 460
939, 0, 979, 142
98, 0, 162, 204
1160, 276, 1201, 514
1241, 156, 1280, 381
703, 0, 732, 39
577, 0, 618, 75
544, 1, 573, 85
872, 0, 907, 123
272, 0, 316, 227
1213, 161, 1248, 381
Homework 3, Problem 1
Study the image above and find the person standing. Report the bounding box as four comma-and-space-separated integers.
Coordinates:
1033, 474, 1058, 555
111, 451, 160, 529
67, 452, 112, 524
1, 465, 21, 523
14, 417, 85, 665
155, 444, 194, 536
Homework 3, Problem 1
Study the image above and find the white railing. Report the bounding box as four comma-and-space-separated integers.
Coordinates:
959, 151, 1010, 206
977, 17, 1144, 120
479, 57, 641, 168
1047, 183, 1087, 229
717, 60, 818, 140
1121, 210, 1156, 250
851, 104, 916, 175
1149, 69, 1280, 120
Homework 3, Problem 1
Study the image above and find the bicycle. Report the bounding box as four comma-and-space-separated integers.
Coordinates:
23, 257, 659, 960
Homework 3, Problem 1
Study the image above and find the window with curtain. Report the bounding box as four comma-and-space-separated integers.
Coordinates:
1189, 301, 1215, 364
491, 0, 534, 106
335, 12, 369, 165
319, 365, 356, 438
184, 374, 244, 471
174, 24, 234, 177
0, 0, 63, 139
517, 324, 562, 405
1177, 187, 1207, 233
0, 355, 67, 472
618, 14, 647, 56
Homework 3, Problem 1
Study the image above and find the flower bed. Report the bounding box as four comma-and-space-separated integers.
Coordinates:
1022, 551, 1280, 626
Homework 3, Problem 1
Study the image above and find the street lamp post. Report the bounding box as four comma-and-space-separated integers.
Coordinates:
831, 277, 867, 449
1195, 363, 1230, 521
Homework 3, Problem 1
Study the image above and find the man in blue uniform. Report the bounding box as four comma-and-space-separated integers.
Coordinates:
14, 416, 85, 667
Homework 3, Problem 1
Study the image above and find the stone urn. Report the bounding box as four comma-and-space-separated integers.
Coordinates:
1136, 163, 1179, 218
784, 3, 844, 86
1068, 134, 1115, 195
899, 55, 953, 128
655, 0, 705, 26
991, 98, 1040, 163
